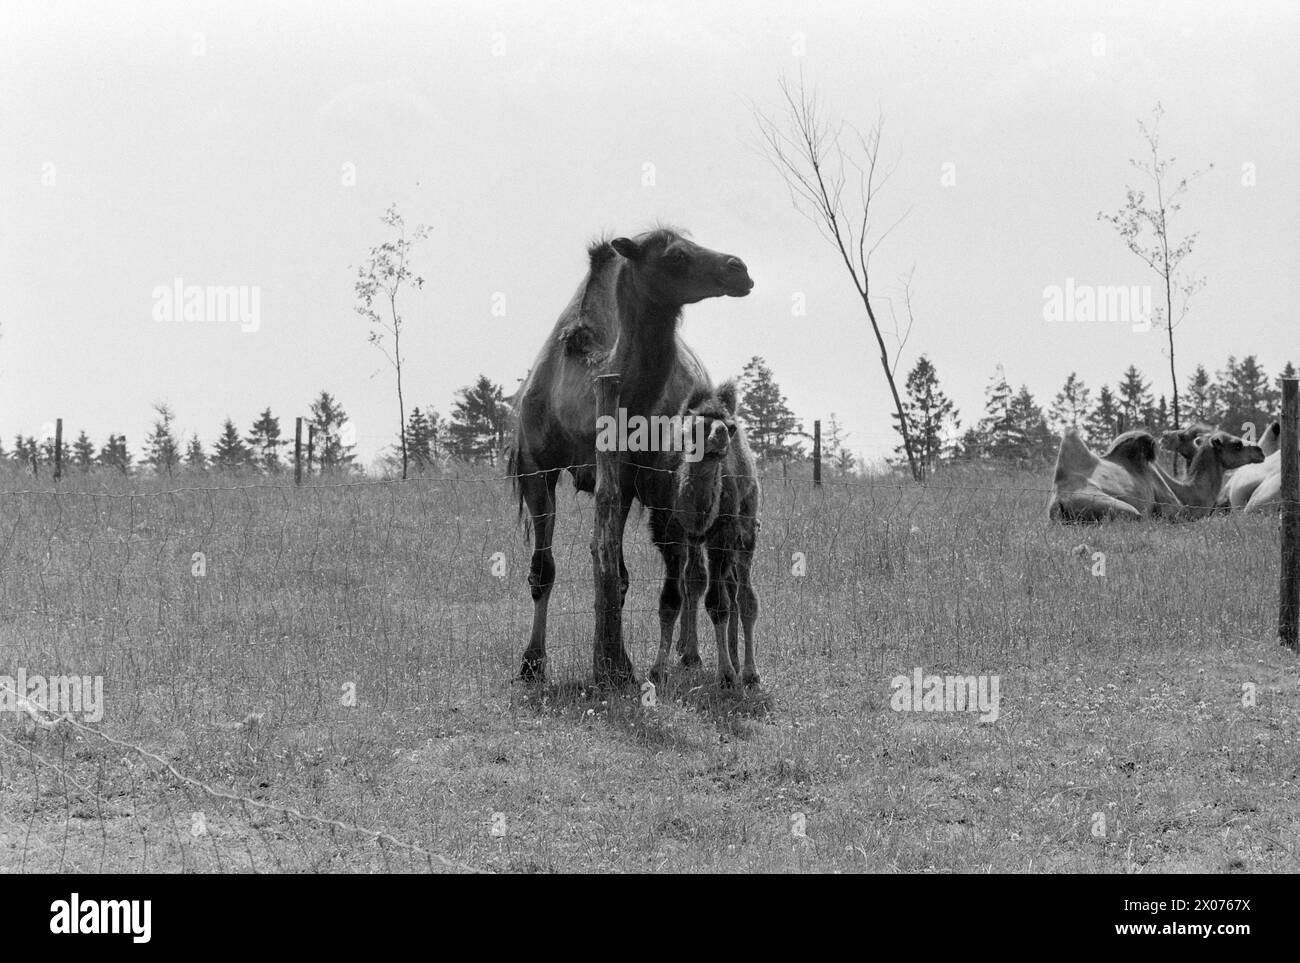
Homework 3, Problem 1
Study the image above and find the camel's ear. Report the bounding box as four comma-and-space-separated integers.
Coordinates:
610, 237, 642, 261
1212, 435, 1223, 449
1193, 434, 1207, 448
716, 380, 738, 415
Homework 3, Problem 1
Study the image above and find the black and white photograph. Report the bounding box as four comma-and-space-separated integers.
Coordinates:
0, 0, 1295, 911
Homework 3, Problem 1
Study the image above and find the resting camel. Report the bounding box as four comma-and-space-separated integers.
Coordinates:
1161, 421, 1278, 510
1049, 429, 1177, 522
1153, 430, 1265, 518
508, 228, 753, 684
1242, 426, 1298, 511
1223, 421, 1282, 510
645, 381, 760, 689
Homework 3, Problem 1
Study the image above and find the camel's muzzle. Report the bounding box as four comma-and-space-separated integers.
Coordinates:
721, 256, 753, 296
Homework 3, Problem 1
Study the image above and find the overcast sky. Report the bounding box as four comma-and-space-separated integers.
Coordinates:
2, 0, 1296, 468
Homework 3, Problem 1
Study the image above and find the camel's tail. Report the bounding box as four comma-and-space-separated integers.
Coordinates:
505, 437, 532, 538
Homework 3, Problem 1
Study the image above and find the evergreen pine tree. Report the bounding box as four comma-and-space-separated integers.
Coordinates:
212, 418, 254, 472
1185, 365, 1216, 423
184, 434, 207, 471
1215, 355, 1277, 434
72, 431, 96, 472
447, 376, 512, 464
145, 403, 181, 477
823, 413, 856, 477
246, 408, 286, 473
1006, 385, 1055, 463
1048, 372, 1093, 442
1086, 385, 1121, 442
976, 366, 1015, 459
1117, 366, 1153, 428
737, 356, 804, 462
894, 356, 959, 478
97, 435, 132, 475
308, 391, 356, 471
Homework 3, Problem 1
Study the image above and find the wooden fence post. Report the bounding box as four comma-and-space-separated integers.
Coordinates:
53, 418, 63, 482
307, 425, 316, 475
813, 419, 822, 487
591, 373, 634, 687
1279, 378, 1298, 651
1116, 413, 1127, 437
294, 417, 303, 485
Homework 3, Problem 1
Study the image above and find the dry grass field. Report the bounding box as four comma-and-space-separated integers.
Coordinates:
1, 464, 1297, 873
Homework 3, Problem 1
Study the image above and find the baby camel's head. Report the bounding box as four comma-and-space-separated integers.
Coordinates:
679, 381, 738, 463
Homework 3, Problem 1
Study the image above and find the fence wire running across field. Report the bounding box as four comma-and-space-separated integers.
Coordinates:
0, 466, 1285, 871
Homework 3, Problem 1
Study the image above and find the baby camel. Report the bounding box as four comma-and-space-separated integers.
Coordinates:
647, 381, 760, 688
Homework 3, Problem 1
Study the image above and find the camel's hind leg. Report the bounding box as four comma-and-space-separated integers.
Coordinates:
676, 542, 706, 667
704, 548, 738, 688
519, 469, 559, 681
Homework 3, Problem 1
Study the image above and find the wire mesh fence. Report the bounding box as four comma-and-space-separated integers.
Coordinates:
0, 465, 1285, 871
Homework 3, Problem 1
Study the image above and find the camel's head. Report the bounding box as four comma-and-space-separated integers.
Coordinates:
1194, 430, 1265, 469
1160, 422, 1214, 461
611, 229, 753, 306
679, 381, 739, 462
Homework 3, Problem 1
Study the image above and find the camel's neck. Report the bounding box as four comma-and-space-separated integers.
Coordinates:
1166, 449, 1225, 506
612, 270, 681, 414
673, 456, 724, 536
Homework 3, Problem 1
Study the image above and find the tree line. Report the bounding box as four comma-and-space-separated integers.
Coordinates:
6, 352, 1291, 481
2, 377, 514, 479
891, 353, 1297, 479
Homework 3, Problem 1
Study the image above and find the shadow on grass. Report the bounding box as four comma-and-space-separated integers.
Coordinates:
509, 658, 776, 751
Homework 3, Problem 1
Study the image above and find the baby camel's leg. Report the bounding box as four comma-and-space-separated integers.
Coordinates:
651, 536, 687, 683
736, 548, 759, 687
676, 542, 706, 667
705, 547, 738, 688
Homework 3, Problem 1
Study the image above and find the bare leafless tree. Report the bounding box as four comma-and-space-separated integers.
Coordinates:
1099, 103, 1210, 431
754, 73, 920, 481
354, 205, 430, 480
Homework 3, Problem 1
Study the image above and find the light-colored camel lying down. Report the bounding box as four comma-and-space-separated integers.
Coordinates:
1050, 428, 1264, 522
1050, 430, 1176, 521
1220, 421, 1281, 509
1243, 426, 1299, 511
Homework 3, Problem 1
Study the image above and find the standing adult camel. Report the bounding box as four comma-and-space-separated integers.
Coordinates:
509, 228, 753, 685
